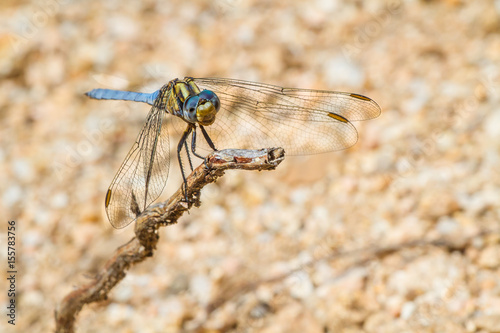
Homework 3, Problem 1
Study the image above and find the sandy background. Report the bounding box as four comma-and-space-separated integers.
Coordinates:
1, 0, 500, 332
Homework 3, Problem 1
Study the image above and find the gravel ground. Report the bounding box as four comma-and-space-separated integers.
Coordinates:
1, 0, 500, 332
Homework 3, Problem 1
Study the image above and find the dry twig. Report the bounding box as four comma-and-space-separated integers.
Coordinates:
55, 148, 285, 333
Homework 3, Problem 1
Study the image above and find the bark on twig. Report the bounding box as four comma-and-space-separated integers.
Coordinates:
55, 148, 285, 333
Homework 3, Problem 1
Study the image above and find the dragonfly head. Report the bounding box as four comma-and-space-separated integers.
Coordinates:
183, 90, 220, 126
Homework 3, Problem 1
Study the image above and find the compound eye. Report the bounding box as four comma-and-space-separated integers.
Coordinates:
183, 96, 199, 114
199, 90, 220, 111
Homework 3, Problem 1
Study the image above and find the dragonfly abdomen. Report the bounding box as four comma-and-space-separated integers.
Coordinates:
85, 89, 160, 106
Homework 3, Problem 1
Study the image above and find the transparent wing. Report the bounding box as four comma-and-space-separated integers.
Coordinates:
192, 78, 381, 155
105, 104, 170, 228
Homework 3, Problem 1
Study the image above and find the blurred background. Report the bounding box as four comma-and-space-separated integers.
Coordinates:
1, 0, 500, 332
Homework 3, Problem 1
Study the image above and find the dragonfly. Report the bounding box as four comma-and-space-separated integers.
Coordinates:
85, 77, 381, 228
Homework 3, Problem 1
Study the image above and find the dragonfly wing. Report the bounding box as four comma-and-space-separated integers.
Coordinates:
105, 104, 170, 228
192, 78, 381, 155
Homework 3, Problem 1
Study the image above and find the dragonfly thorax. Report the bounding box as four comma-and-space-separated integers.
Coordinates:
182, 90, 220, 126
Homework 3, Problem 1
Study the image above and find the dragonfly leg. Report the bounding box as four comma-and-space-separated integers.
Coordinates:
190, 127, 207, 160
184, 140, 194, 172
199, 125, 217, 151
193, 125, 217, 170
191, 126, 215, 170
178, 125, 193, 203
